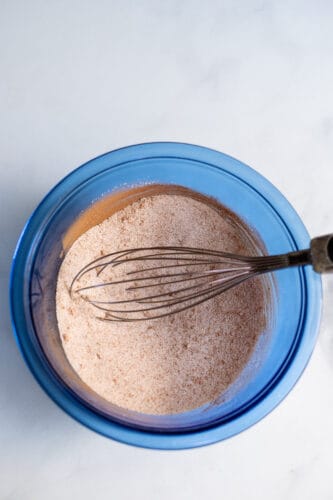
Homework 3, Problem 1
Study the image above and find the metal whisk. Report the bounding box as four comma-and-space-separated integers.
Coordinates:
70, 234, 333, 322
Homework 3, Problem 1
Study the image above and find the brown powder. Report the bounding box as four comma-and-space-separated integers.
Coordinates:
56, 187, 268, 415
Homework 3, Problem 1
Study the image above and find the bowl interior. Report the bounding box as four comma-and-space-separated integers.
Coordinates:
29, 154, 306, 432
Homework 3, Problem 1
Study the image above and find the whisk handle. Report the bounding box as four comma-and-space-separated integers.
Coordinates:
310, 234, 333, 273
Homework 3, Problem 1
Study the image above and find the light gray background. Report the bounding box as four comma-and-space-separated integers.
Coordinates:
1, 1, 333, 499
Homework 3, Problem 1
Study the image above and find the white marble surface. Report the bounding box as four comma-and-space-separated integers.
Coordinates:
1, 1, 333, 498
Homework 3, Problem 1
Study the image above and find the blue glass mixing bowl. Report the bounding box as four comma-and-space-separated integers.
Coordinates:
10, 143, 322, 449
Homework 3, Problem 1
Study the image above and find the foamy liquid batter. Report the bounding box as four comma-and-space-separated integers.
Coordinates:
56, 186, 269, 414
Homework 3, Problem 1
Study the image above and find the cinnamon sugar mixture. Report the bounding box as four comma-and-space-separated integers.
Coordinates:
56, 187, 268, 414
